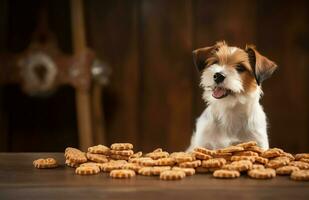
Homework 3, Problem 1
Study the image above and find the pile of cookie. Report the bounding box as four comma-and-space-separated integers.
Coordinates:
33, 141, 309, 181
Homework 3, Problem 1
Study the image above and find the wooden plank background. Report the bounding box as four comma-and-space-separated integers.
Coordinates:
0, 0, 308, 153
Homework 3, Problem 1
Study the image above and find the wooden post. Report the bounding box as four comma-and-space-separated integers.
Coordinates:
70, 0, 93, 150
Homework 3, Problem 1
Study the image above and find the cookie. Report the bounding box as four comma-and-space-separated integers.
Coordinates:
172, 167, 195, 176
138, 167, 154, 176
295, 153, 309, 160
129, 151, 143, 159
86, 152, 108, 163
193, 147, 216, 156
33, 158, 58, 169
101, 160, 127, 172
217, 146, 244, 153
110, 149, 134, 156
195, 167, 211, 173
192, 151, 212, 160
88, 144, 110, 155
179, 160, 201, 168
160, 170, 186, 180
65, 147, 87, 164
280, 152, 295, 161
201, 158, 226, 168
290, 170, 309, 181
155, 157, 175, 166
111, 143, 133, 150
276, 166, 299, 175
152, 166, 171, 175
121, 163, 142, 172
145, 151, 169, 160
137, 157, 156, 166
75, 165, 100, 175
261, 148, 283, 158
223, 160, 252, 172
289, 161, 309, 169
109, 154, 130, 161
231, 156, 256, 162
255, 156, 269, 165
213, 169, 240, 179
266, 157, 290, 169
153, 148, 163, 153
300, 158, 309, 163
233, 151, 259, 157
245, 146, 265, 154
65, 159, 80, 168
236, 141, 257, 148
110, 169, 135, 179
80, 162, 104, 170
252, 164, 265, 170
248, 168, 276, 179
170, 152, 195, 163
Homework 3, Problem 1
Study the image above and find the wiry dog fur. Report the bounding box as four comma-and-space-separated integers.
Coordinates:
187, 41, 277, 151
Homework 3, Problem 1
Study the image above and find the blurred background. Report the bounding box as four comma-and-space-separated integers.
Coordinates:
0, 0, 308, 153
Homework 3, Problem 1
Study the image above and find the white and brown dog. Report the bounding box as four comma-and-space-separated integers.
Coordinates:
187, 41, 277, 151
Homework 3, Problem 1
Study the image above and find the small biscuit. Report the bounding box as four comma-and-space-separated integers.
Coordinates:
233, 151, 259, 157
202, 158, 226, 168
290, 170, 309, 181
86, 152, 108, 163
223, 160, 252, 172
121, 163, 142, 172
280, 152, 295, 161
80, 162, 104, 170
193, 147, 216, 156
266, 157, 290, 169
110, 149, 134, 156
145, 151, 169, 160
213, 169, 240, 179
65, 159, 80, 168
252, 164, 265, 170
245, 146, 265, 154
33, 158, 58, 169
75, 165, 100, 175
172, 167, 195, 176
231, 156, 256, 162
192, 151, 212, 160
276, 166, 299, 175
110, 169, 135, 179
129, 151, 143, 159
88, 144, 110, 155
179, 160, 201, 168
101, 160, 127, 172
138, 167, 154, 176
152, 166, 171, 175
109, 154, 130, 161
261, 148, 283, 158
289, 161, 309, 170
295, 153, 309, 161
137, 157, 156, 166
300, 158, 309, 163
160, 170, 186, 180
236, 141, 257, 148
65, 147, 87, 164
248, 168, 276, 179
155, 157, 175, 166
170, 152, 195, 163
153, 148, 163, 153
111, 143, 133, 150
255, 156, 269, 165
217, 146, 244, 153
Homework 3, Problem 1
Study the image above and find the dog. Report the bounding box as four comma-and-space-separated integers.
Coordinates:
187, 41, 277, 151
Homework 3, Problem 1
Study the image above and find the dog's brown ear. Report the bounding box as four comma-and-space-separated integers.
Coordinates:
192, 42, 224, 72
246, 45, 278, 85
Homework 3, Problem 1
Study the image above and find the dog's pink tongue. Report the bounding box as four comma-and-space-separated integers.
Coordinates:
212, 87, 226, 99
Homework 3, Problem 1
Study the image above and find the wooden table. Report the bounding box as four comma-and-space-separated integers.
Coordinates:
0, 153, 308, 200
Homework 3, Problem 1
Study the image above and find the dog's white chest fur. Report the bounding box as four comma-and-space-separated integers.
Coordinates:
187, 91, 269, 151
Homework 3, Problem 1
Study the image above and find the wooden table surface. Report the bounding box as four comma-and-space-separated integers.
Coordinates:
0, 153, 308, 200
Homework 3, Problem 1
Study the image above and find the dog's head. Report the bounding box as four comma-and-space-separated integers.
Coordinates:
193, 41, 277, 105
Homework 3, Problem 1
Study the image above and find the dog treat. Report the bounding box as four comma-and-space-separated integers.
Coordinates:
65, 147, 87, 164
86, 152, 108, 163
202, 158, 226, 168
289, 161, 309, 170
170, 152, 195, 163
213, 169, 240, 179
65, 159, 80, 168
290, 170, 309, 181
160, 170, 186, 180
194, 147, 216, 156
33, 158, 58, 169
217, 146, 244, 153
231, 156, 256, 162
155, 157, 175, 166
110, 169, 136, 179
248, 168, 276, 179
179, 160, 201, 168
192, 151, 212, 160
111, 143, 133, 151
252, 164, 265, 170
236, 141, 257, 148
255, 156, 269, 165
88, 144, 110, 155
261, 148, 283, 158
145, 151, 169, 160
223, 160, 253, 172
172, 167, 195, 176
295, 153, 309, 160
276, 166, 299, 175
233, 151, 259, 157
75, 165, 100, 175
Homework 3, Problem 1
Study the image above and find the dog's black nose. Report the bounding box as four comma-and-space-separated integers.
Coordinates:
214, 72, 225, 84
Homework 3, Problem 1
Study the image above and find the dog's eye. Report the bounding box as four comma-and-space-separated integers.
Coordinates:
236, 64, 246, 73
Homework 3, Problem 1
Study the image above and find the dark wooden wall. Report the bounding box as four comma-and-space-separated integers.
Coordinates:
0, 0, 308, 153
